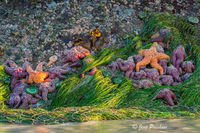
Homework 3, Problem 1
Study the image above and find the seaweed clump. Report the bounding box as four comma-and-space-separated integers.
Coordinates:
0, 64, 11, 109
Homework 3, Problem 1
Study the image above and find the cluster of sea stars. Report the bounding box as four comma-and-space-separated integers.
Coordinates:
5, 36, 99, 108
4, 59, 71, 108
108, 29, 195, 106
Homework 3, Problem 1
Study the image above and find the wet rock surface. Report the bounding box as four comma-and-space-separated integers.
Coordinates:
0, 0, 200, 67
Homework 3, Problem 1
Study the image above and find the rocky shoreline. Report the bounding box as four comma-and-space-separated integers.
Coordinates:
0, 0, 200, 125
0, 0, 200, 67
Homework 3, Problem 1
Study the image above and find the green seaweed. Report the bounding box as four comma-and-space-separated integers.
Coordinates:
0, 65, 11, 109
0, 13, 200, 124
0, 106, 199, 124
51, 13, 200, 109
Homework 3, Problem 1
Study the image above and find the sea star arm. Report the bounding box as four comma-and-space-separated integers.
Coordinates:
192, 65, 195, 72
163, 95, 175, 106
48, 80, 57, 92
4, 65, 14, 75
108, 61, 119, 73
172, 53, 176, 66
40, 86, 48, 101
156, 53, 170, 60
10, 77, 19, 89
87, 67, 97, 75
22, 61, 30, 70
125, 70, 132, 78
150, 61, 164, 75
27, 74, 34, 84
8, 60, 19, 69
60, 69, 70, 74
58, 74, 67, 79
8, 93, 21, 108
30, 98, 40, 104
150, 36, 164, 43
118, 62, 129, 71
175, 58, 183, 68
61, 64, 70, 69
36, 62, 45, 72
49, 73, 57, 79
171, 72, 181, 81
171, 93, 178, 104
136, 57, 151, 72
43, 78, 51, 83
25, 63, 34, 73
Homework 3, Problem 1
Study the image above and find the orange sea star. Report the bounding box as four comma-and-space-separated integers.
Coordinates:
89, 29, 101, 40
25, 62, 50, 84
136, 42, 170, 75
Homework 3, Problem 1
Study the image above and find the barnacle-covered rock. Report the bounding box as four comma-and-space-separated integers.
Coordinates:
138, 11, 147, 19
166, 4, 174, 12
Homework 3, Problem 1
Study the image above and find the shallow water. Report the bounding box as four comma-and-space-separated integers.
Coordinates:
1, 119, 200, 133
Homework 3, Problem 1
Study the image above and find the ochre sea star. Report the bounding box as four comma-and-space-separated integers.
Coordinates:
25, 62, 50, 84
156, 88, 178, 106
4, 59, 28, 89
136, 42, 170, 75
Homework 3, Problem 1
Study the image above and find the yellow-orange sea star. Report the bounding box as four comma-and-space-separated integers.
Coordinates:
25, 62, 50, 84
136, 42, 170, 75
88, 29, 101, 40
